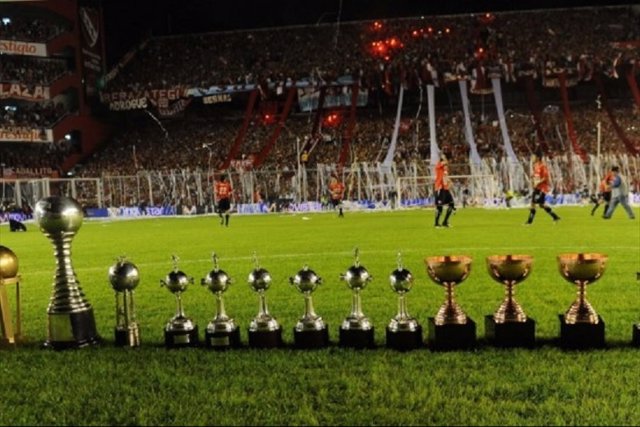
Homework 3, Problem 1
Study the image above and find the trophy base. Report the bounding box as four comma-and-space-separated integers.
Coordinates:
293, 327, 329, 349
559, 315, 606, 349
248, 328, 283, 349
164, 327, 199, 348
632, 324, 640, 346
339, 327, 375, 349
385, 326, 423, 351
427, 317, 476, 351
485, 315, 536, 348
205, 328, 242, 350
44, 310, 101, 350
114, 327, 140, 347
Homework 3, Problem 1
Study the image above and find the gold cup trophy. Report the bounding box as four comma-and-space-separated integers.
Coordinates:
485, 254, 536, 348
557, 253, 607, 349
0, 245, 22, 347
425, 255, 476, 350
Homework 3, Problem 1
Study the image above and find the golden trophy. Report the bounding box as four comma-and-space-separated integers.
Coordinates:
0, 245, 22, 347
385, 252, 422, 351
557, 253, 607, 349
485, 254, 536, 348
201, 252, 241, 349
425, 255, 476, 350
108, 257, 141, 347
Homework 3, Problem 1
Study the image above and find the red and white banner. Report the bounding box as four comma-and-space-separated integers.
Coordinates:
0, 39, 47, 56
0, 127, 53, 142
0, 83, 50, 100
2, 167, 58, 179
101, 88, 188, 104
149, 97, 192, 117
79, 6, 104, 98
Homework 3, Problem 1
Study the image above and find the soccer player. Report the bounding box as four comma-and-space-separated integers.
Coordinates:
603, 166, 636, 220
329, 175, 345, 217
591, 170, 613, 217
525, 149, 560, 225
434, 153, 455, 228
214, 174, 233, 226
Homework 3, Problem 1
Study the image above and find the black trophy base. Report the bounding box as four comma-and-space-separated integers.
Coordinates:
248, 328, 283, 349
114, 327, 140, 347
205, 328, 242, 350
559, 315, 606, 349
385, 326, 423, 351
427, 317, 476, 351
293, 327, 329, 349
339, 327, 376, 349
164, 326, 199, 348
485, 315, 536, 348
44, 309, 101, 350
632, 324, 640, 346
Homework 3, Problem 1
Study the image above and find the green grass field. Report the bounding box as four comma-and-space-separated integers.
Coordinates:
1, 206, 639, 426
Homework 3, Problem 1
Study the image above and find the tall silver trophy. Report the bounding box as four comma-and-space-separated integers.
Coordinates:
248, 253, 282, 348
386, 252, 422, 350
34, 196, 100, 349
201, 252, 241, 349
161, 255, 199, 348
290, 265, 329, 348
339, 248, 375, 348
108, 257, 141, 347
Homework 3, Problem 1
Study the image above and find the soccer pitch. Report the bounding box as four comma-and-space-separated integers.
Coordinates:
1, 206, 639, 426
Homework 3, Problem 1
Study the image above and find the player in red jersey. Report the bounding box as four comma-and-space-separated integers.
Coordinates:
434, 153, 455, 228
329, 175, 345, 217
590, 170, 614, 217
214, 174, 233, 226
525, 149, 560, 225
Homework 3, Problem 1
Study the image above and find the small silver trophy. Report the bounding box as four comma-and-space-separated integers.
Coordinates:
34, 196, 100, 349
386, 252, 422, 350
201, 252, 240, 349
290, 265, 329, 348
108, 257, 140, 347
248, 253, 282, 348
161, 255, 198, 348
339, 247, 375, 348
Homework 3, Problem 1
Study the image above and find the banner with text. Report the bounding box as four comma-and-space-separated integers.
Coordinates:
0, 39, 47, 56
297, 86, 368, 112
0, 83, 50, 101
0, 127, 53, 143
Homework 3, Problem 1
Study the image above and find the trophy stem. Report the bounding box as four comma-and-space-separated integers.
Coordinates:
566, 281, 599, 324
495, 281, 527, 323
115, 293, 123, 328
216, 293, 227, 319
48, 234, 92, 313
350, 290, 364, 318
303, 294, 317, 318
436, 283, 467, 325
258, 292, 269, 317
175, 293, 185, 318
397, 294, 410, 321
128, 291, 137, 324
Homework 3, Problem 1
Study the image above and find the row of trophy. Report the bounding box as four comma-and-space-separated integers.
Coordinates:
2, 196, 638, 351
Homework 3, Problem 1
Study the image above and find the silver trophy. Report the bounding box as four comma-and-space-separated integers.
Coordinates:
34, 196, 100, 349
386, 252, 422, 350
201, 252, 240, 349
161, 255, 198, 348
290, 265, 329, 348
339, 248, 375, 348
248, 253, 282, 348
108, 257, 140, 347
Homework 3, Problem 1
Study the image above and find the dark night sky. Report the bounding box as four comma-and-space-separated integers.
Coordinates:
101, 0, 638, 65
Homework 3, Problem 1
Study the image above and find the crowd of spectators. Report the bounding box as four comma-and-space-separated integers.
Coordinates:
0, 101, 68, 128
0, 56, 70, 85
0, 15, 68, 42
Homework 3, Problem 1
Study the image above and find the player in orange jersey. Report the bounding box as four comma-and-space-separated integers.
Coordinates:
434, 153, 456, 228
329, 175, 345, 217
214, 174, 233, 226
525, 149, 560, 225
590, 170, 614, 217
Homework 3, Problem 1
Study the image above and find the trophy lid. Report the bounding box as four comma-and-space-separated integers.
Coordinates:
389, 253, 413, 293
201, 252, 232, 294
341, 247, 372, 290
290, 265, 322, 293
0, 245, 18, 279
108, 257, 140, 292
34, 196, 83, 234
161, 255, 193, 293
